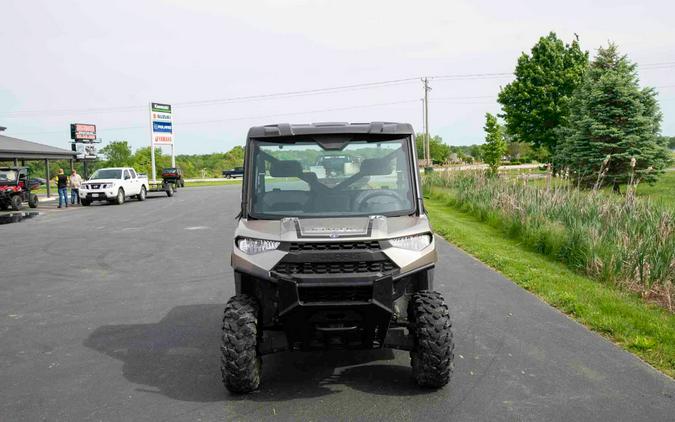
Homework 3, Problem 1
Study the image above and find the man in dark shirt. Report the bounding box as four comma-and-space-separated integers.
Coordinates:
56, 169, 68, 208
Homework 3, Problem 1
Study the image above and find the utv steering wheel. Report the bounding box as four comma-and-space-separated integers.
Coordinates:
354, 190, 406, 212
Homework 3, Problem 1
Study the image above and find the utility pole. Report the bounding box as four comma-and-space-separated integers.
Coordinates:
422, 77, 431, 167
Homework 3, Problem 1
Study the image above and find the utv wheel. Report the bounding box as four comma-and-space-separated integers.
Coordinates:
137, 186, 147, 201
409, 291, 454, 388
221, 294, 261, 393
10, 195, 23, 211
28, 194, 39, 208
115, 188, 125, 205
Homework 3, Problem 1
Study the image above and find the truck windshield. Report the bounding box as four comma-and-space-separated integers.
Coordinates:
249, 137, 416, 218
90, 169, 122, 180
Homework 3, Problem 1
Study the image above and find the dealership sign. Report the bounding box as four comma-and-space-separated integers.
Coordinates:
70, 123, 96, 141
150, 103, 173, 145
73, 143, 97, 159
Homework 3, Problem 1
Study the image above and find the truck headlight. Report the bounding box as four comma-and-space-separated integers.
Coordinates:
389, 234, 432, 251
237, 237, 280, 255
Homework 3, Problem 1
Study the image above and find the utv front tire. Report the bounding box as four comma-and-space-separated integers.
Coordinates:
10, 195, 23, 211
221, 294, 261, 393
409, 291, 454, 388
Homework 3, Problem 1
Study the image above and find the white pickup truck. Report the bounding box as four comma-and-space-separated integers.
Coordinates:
80, 167, 149, 206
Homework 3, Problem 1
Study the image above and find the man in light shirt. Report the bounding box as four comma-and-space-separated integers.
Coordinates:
69, 169, 83, 205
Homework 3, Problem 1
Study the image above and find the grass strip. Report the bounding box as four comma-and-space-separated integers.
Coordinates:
425, 196, 675, 378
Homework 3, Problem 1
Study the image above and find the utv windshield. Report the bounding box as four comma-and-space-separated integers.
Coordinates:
90, 169, 122, 180
0, 169, 18, 183
249, 137, 416, 218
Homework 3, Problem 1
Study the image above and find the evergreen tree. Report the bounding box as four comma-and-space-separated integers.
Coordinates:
557, 44, 670, 188
482, 113, 507, 175
498, 32, 588, 154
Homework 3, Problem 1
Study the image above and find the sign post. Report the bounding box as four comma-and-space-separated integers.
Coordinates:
149, 102, 174, 183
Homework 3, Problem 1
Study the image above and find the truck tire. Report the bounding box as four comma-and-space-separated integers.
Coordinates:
225, 174, 231, 179
166, 185, 174, 197
115, 188, 125, 205
409, 291, 454, 388
137, 186, 147, 201
10, 195, 23, 211
0, 202, 8, 211
221, 294, 261, 393
28, 194, 39, 208
81, 198, 91, 206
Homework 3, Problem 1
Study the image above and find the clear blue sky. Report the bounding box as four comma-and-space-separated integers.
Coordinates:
1, 0, 673, 154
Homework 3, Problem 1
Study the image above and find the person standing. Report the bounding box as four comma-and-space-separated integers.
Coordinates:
55, 169, 68, 208
69, 169, 82, 205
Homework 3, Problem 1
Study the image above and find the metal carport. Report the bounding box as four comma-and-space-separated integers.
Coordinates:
0, 133, 78, 197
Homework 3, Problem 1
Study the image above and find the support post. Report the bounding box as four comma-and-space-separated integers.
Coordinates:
45, 159, 51, 198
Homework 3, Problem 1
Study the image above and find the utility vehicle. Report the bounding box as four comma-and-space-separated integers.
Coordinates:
0, 167, 39, 211
161, 167, 184, 188
222, 122, 454, 393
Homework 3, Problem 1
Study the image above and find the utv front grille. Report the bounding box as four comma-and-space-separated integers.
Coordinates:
273, 260, 395, 275
298, 285, 373, 303
288, 241, 381, 252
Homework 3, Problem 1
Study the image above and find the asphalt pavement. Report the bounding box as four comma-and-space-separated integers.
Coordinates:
0, 185, 673, 421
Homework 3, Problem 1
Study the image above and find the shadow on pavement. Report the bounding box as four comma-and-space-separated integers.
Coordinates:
84, 304, 429, 403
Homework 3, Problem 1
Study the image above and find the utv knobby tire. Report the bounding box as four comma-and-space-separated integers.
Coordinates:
10, 195, 23, 211
409, 291, 454, 388
221, 294, 261, 393
28, 194, 38, 208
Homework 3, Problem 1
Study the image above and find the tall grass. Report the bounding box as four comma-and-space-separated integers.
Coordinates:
425, 171, 675, 310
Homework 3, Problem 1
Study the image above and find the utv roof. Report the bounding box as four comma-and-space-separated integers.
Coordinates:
247, 122, 414, 138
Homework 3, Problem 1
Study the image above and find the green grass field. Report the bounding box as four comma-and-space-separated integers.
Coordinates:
425, 196, 675, 378
636, 170, 675, 208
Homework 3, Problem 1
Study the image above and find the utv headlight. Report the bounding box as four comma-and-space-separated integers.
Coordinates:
237, 237, 280, 255
389, 234, 432, 251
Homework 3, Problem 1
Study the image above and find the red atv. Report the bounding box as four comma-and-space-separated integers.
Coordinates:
0, 167, 40, 211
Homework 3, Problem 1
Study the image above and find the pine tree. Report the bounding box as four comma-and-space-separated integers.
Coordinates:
482, 113, 507, 175
557, 44, 670, 188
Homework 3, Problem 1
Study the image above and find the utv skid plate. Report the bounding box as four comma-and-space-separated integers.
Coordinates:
256, 274, 415, 355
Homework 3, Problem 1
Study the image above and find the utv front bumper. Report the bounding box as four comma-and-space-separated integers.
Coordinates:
232, 238, 436, 353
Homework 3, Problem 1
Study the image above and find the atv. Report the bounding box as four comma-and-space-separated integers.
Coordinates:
0, 167, 39, 211
222, 122, 454, 393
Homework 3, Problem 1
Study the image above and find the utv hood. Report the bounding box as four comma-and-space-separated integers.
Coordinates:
236, 215, 431, 242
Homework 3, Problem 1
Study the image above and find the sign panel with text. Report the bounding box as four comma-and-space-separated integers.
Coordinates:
150, 102, 173, 145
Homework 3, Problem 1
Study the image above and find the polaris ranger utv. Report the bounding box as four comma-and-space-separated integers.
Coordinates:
223, 122, 454, 393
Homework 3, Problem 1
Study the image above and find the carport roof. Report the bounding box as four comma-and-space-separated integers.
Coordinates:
0, 134, 78, 160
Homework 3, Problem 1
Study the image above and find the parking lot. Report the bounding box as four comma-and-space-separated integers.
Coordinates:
1, 185, 673, 421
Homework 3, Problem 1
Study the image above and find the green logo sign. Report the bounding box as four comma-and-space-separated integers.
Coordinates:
151, 103, 171, 113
